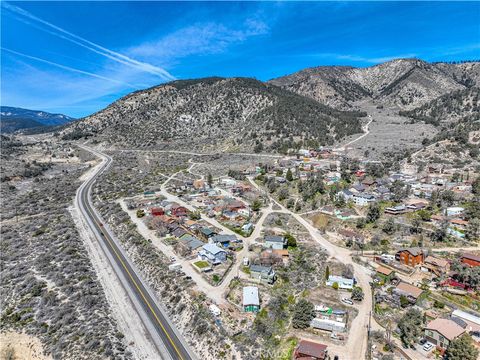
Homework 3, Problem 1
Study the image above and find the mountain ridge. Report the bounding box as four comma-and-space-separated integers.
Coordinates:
62, 76, 366, 152
269, 58, 479, 110
0, 106, 75, 133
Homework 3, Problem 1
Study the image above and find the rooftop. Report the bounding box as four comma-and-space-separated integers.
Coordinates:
202, 243, 225, 255
395, 281, 423, 299
376, 266, 393, 276
398, 247, 423, 256
426, 318, 465, 341
296, 339, 328, 359
242, 286, 259, 306
265, 235, 285, 243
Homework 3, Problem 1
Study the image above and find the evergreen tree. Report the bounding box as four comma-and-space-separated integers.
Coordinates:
445, 334, 479, 360
292, 299, 315, 329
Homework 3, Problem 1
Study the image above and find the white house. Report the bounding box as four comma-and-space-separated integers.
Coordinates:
326, 275, 354, 290
338, 190, 376, 206
445, 207, 464, 217
199, 243, 227, 265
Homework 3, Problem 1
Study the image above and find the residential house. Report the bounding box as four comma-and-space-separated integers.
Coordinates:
177, 235, 204, 256
425, 318, 465, 353
167, 203, 188, 217
422, 256, 450, 276
150, 207, 164, 216
199, 243, 227, 265
376, 266, 394, 282
342, 190, 376, 206
249, 264, 276, 284
326, 275, 354, 290
384, 205, 408, 215
294, 340, 328, 360
338, 229, 365, 246
259, 249, 288, 266
198, 227, 217, 241
220, 178, 237, 188
393, 282, 424, 304
243, 286, 260, 312
362, 177, 376, 187
451, 309, 480, 335
374, 186, 392, 200
449, 219, 469, 231
264, 235, 286, 250
338, 190, 376, 206
336, 209, 357, 221
226, 199, 246, 212
461, 253, 480, 267
310, 317, 346, 333
242, 223, 253, 233
445, 207, 464, 217
172, 227, 188, 239
395, 248, 424, 266
210, 234, 237, 248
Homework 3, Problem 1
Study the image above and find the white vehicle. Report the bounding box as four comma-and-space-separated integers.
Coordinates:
170, 256, 176, 263
341, 297, 354, 305
380, 254, 395, 262
423, 343, 434, 352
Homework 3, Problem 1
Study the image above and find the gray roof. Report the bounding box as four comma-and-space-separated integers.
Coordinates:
211, 234, 237, 243
250, 264, 272, 274
179, 235, 204, 250
243, 286, 259, 306
398, 247, 423, 256
265, 235, 284, 243
202, 243, 226, 255
357, 193, 376, 200
200, 227, 216, 236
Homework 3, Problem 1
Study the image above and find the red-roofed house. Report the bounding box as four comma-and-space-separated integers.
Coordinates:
294, 340, 328, 360
150, 208, 164, 216
461, 253, 480, 267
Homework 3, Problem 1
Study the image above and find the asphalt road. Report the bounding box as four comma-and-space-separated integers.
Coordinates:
76, 145, 195, 360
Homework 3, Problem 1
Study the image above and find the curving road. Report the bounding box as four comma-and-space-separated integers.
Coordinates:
76, 145, 195, 360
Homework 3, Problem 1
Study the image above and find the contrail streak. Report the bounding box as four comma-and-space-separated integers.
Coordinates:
3, 2, 176, 81
2, 47, 137, 87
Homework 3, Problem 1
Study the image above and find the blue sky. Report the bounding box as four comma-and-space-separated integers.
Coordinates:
2, 1, 479, 118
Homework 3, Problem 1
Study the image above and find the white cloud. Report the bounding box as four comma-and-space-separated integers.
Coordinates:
310, 52, 418, 64
128, 19, 269, 64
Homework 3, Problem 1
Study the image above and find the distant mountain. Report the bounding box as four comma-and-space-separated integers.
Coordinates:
270, 59, 480, 110
62, 77, 366, 152
0, 106, 75, 133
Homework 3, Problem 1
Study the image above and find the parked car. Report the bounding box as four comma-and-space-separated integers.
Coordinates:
341, 297, 354, 305
331, 332, 345, 340
423, 343, 434, 352
419, 338, 427, 345
170, 256, 176, 263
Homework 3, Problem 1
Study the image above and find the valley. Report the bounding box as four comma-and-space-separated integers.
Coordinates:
2, 58, 479, 360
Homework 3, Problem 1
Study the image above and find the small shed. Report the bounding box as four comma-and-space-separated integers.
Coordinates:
243, 286, 260, 312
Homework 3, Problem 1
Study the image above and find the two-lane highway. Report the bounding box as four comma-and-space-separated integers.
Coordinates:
76, 145, 195, 360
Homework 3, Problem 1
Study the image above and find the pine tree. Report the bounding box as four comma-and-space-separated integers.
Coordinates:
286, 168, 293, 182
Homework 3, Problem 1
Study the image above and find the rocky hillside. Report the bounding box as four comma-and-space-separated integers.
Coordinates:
62, 77, 366, 152
269, 66, 370, 109
399, 87, 480, 126
1, 106, 74, 133
270, 59, 479, 110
